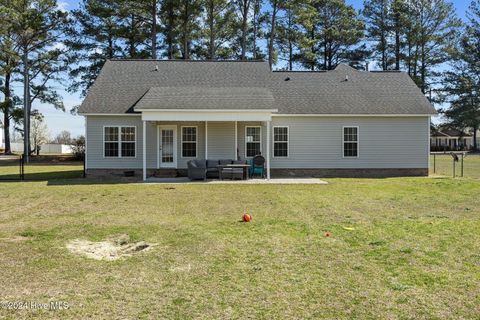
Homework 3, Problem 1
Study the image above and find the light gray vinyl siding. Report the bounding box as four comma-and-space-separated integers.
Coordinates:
206, 122, 236, 159
270, 116, 429, 169
86, 115, 154, 169
86, 115, 429, 170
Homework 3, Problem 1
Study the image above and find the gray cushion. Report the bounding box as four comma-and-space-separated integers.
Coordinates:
219, 159, 233, 165
233, 160, 246, 164
207, 160, 219, 168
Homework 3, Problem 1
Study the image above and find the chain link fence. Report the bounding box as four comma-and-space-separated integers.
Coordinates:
0, 154, 84, 181
430, 152, 480, 179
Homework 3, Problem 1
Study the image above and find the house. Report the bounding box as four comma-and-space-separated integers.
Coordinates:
430, 128, 474, 151
78, 60, 436, 180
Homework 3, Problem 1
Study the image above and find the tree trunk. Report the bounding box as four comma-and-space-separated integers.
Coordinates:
240, 0, 249, 60
151, 0, 157, 59
252, 1, 258, 59
182, 1, 190, 59
394, 28, 400, 70
208, 0, 215, 59
129, 14, 136, 57
23, 49, 30, 162
268, 0, 278, 69
167, 4, 174, 59
3, 71, 12, 154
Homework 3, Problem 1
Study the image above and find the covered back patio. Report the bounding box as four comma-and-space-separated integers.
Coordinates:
135, 86, 278, 181
139, 113, 277, 181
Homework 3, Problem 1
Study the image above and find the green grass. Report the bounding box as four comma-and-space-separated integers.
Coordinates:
0, 163, 83, 180
0, 166, 479, 319
430, 153, 480, 179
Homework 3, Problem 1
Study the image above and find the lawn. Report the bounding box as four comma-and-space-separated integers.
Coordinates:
0, 167, 479, 319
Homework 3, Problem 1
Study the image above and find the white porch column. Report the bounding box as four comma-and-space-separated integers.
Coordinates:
234, 121, 238, 160
266, 120, 271, 179
205, 121, 208, 159
143, 120, 147, 181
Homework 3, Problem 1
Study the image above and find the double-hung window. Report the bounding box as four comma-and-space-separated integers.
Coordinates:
182, 126, 197, 158
104, 126, 136, 158
245, 126, 261, 157
343, 126, 358, 158
273, 127, 288, 157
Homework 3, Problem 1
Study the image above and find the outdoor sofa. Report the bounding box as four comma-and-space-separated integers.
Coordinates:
187, 159, 247, 180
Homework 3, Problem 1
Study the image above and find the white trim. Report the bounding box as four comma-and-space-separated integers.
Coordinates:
157, 125, 177, 168
245, 126, 262, 158
273, 114, 433, 117
180, 126, 198, 158
142, 121, 146, 181
205, 121, 208, 159
102, 125, 137, 158
427, 117, 431, 169
266, 121, 271, 180
84, 117, 88, 170
234, 121, 238, 160
342, 126, 359, 158
272, 126, 289, 158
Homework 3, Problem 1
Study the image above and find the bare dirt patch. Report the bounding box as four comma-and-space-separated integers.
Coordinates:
66, 234, 154, 261
0, 235, 33, 242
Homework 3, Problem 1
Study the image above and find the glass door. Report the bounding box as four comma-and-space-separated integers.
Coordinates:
158, 126, 177, 168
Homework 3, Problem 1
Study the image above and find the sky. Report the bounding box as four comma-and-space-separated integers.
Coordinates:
33, 0, 472, 137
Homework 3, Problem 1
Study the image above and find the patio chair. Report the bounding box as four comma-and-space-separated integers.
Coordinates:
249, 155, 265, 178
187, 159, 207, 180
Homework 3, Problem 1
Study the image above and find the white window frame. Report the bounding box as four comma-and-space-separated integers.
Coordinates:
245, 126, 262, 158
342, 126, 359, 158
272, 126, 289, 158
103, 125, 137, 158
181, 126, 198, 158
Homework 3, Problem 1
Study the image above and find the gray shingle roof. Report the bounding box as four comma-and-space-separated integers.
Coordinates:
134, 87, 275, 110
78, 59, 436, 115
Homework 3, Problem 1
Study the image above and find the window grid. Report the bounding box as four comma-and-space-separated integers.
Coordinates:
182, 126, 197, 158
246, 126, 261, 158
343, 127, 358, 158
273, 127, 288, 157
104, 126, 136, 158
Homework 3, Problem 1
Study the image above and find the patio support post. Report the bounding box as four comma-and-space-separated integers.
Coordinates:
234, 121, 238, 160
205, 121, 208, 159
143, 120, 147, 181
266, 120, 271, 179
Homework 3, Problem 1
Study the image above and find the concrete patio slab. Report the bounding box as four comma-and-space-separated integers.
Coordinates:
144, 177, 328, 185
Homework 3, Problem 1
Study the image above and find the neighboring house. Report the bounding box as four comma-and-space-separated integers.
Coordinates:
430, 128, 474, 150
78, 60, 436, 180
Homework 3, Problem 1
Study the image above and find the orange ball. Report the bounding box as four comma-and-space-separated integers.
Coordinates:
242, 213, 251, 222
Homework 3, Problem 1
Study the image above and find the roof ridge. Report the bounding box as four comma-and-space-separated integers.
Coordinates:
108, 59, 266, 63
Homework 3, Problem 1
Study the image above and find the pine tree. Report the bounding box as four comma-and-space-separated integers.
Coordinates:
159, 0, 181, 59
297, 0, 364, 71
177, 0, 203, 59
197, 0, 236, 59
362, 0, 391, 70
0, 4, 21, 154
407, 0, 461, 93
275, 0, 302, 70
443, 0, 480, 150
234, 0, 252, 60
5, 0, 68, 159
66, 0, 123, 96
